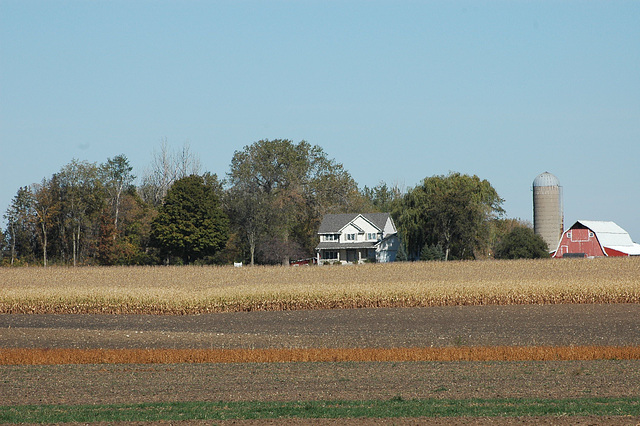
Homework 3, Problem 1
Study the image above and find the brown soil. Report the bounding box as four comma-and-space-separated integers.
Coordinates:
3, 360, 640, 406
2, 305, 640, 349
2, 305, 640, 425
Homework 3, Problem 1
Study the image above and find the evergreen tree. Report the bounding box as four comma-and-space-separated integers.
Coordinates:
420, 243, 445, 261
0, 228, 6, 264
3, 187, 36, 265
151, 174, 229, 264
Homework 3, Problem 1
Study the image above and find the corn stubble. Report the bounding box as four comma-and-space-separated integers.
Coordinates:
1, 258, 639, 314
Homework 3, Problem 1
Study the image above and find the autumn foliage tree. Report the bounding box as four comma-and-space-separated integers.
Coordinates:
2, 142, 526, 267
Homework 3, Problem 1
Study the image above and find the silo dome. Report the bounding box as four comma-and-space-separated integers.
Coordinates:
532, 172, 563, 252
533, 172, 561, 188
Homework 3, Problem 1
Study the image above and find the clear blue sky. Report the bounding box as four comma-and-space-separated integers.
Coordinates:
2, 1, 639, 241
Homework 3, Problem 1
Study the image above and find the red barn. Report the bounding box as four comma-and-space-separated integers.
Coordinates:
553, 220, 640, 258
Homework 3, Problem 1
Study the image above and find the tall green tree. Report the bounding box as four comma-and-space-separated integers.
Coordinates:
224, 185, 269, 266
487, 218, 532, 258
361, 181, 403, 213
226, 139, 365, 265
394, 172, 504, 261
31, 178, 58, 266
3, 187, 36, 265
55, 159, 105, 266
151, 174, 228, 264
0, 228, 6, 264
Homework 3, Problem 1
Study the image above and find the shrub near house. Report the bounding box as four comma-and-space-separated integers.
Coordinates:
494, 227, 549, 259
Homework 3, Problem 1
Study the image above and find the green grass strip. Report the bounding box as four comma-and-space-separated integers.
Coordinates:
1, 397, 639, 424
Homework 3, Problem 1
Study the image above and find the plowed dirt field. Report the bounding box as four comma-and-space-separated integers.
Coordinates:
2, 305, 640, 425
3, 304, 640, 349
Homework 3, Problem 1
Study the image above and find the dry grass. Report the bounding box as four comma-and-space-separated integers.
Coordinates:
2, 346, 639, 365
1, 257, 639, 314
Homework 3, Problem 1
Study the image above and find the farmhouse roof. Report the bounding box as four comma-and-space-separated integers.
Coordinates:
316, 241, 378, 250
572, 220, 640, 256
317, 213, 391, 234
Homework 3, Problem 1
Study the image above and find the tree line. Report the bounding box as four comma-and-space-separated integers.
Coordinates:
1, 139, 548, 266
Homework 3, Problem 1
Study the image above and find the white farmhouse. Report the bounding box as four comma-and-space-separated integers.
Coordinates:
315, 213, 399, 265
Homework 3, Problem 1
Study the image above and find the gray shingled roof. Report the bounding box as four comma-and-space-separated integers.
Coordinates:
316, 241, 379, 250
317, 213, 391, 234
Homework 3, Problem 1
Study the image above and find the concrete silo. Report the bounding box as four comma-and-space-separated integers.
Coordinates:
532, 172, 563, 252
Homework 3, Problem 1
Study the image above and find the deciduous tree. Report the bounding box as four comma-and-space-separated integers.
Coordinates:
494, 226, 549, 259
139, 140, 202, 207
224, 185, 269, 266
394, 172, 504, 260
100, 154, 135, 232
55, 159, 105, 266
31, 178, 58, 266
226, 139, 364, 265
361, 181, 403, 213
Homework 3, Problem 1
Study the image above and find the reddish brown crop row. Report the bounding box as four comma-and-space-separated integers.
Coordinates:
3, 346, 640, 365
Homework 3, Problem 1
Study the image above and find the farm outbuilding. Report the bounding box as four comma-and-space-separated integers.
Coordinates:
553, 220, 640, 258
532, 172, 563, 252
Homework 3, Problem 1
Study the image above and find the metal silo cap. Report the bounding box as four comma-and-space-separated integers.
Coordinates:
533, 172, 560, 187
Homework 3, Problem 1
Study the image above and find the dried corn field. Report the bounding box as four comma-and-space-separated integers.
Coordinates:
1, 257, 639, 314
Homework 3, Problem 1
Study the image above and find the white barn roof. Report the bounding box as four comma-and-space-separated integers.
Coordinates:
575, 220, 640, 256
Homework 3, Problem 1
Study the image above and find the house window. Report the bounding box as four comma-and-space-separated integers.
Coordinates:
324, 234, 339, 241
346, 234, 356, 241
567, 232, 572, 239
589, 232, 594, 238
367, 233, 378, 240
323, 251, 338, 260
